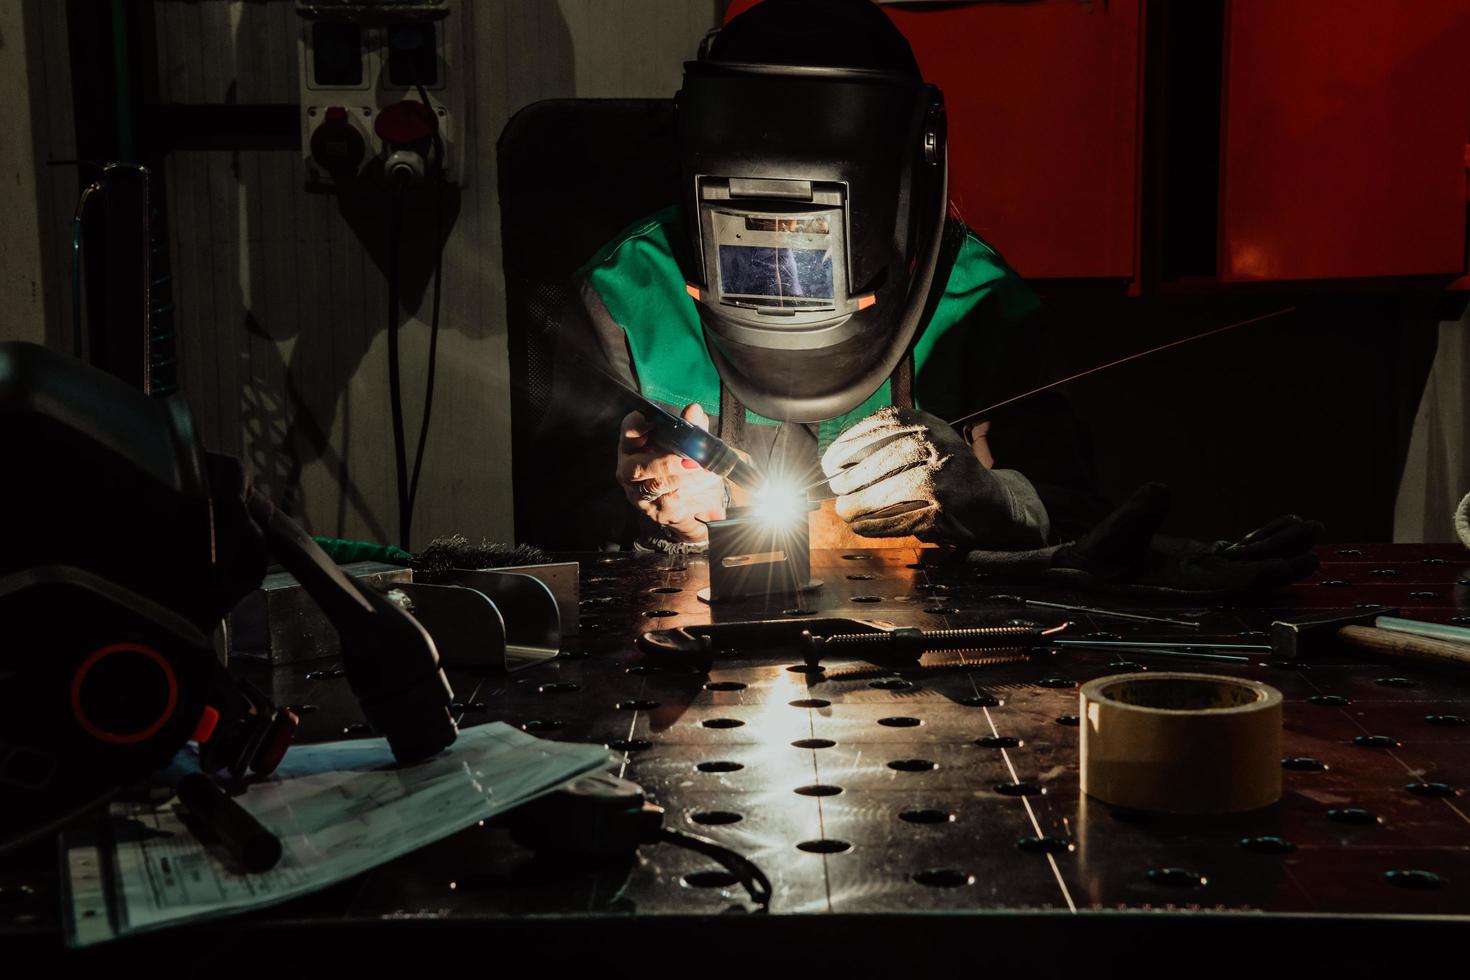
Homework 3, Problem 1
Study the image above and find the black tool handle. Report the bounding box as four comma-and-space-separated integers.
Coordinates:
630, 393, 765, 491
177, 772, 282, 872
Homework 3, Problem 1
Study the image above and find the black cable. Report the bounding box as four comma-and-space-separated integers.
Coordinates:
405, 79, 445, 534
385, 188, 411, 549
659, 827, 772, 910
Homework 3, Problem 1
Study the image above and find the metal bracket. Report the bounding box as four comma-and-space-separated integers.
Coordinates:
393, 572, 561, 672
705, 505, 820, 602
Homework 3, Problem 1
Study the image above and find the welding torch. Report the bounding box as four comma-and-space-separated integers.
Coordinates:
629, 392, 766, 492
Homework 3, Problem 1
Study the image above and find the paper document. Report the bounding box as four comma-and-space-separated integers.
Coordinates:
62, 723, 611, 946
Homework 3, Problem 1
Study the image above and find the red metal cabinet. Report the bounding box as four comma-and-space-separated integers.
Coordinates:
1220, 0, 1470, 281
725, 0, 1144, 280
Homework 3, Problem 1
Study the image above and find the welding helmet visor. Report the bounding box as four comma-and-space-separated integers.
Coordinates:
676, 10, 947, 423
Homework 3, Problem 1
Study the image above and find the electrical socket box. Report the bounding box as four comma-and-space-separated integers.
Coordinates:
296, 1, 464, 187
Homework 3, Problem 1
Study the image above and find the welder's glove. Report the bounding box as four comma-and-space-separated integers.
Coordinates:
821, 406, 1050, 549
616, 402, 728, 544
1038, 483, 1322, 596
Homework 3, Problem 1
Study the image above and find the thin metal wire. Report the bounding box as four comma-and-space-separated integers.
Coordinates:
945, 305, 1298, 429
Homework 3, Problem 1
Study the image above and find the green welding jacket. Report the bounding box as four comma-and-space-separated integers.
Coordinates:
574, 205, 1041, 455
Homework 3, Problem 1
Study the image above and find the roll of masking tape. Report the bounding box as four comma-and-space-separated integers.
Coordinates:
1080, 672, 1283, 814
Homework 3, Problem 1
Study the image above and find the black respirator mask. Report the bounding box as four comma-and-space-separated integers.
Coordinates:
676, 1, 948, 423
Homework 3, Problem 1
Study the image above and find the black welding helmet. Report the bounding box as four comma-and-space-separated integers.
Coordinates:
677, 0, 947, 423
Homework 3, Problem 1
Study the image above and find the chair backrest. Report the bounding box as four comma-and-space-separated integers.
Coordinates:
496, 99, 678, 546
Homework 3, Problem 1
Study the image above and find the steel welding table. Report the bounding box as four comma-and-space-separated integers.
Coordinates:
6, 544, 1470, 967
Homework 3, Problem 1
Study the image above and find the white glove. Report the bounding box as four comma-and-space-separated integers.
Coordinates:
821, 406, 1049, 549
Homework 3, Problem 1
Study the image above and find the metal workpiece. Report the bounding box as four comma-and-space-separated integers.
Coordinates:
230, 558, 579, 671
228, 561, 413, 665
705, 503, 819, 602
393, 571, 562, 672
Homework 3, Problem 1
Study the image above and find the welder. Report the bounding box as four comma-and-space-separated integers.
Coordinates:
561, 0, 1319, 595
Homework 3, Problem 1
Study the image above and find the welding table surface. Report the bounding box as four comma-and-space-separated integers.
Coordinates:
7, 545, 1470, 955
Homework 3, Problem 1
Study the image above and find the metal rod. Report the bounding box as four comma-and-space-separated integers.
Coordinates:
946, 306, 1298, 429
1004, 596, 1202, 630
1053, 639, 1262, 662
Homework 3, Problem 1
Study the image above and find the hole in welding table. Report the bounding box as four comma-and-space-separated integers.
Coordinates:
888, 759, 938, 772
913, 869, 973, 888
1148, 867, 1206, 888
900, 808, 955, 824
794, 784, 843, 797
690, 811, 744, 826
959, 694, 1002, 708
790, 698, 831, 708
1282, 757, 1328, 772
520, 719, 564, 733
704, 681, 747, 691
1405, 782, 1459, 798
796, 839, 851, 854
682, 870, 741, 889
1353, 735, 1401, 749
878, 716, 922, 728
974, 736, 1021, 749
703, 718, 745, 729
616, 699, 661, 711
697, 760, 744, 773
994, 781, 1044, 797
792, 738, 836, 749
